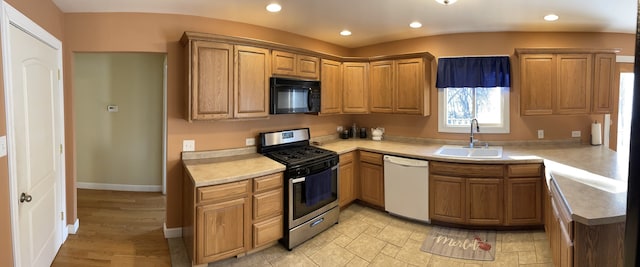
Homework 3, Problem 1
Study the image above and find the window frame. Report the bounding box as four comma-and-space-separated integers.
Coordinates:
437, 87, 510, 134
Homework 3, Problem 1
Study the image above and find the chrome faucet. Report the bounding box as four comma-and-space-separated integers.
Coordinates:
469, 118, 480, 148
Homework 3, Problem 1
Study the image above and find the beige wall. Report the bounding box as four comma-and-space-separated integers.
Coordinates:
74, 53, 164, 186
0, 0, 64, 266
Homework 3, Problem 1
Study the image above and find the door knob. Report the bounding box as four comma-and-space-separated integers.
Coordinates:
20, 192, 32, 203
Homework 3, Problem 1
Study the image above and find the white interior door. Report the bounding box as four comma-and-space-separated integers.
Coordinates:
4, 8, 65, 267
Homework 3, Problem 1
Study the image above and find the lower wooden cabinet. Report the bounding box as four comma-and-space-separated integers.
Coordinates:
359, 151, 384, 207
183, 172, 283, 265
467, 178, 503, 225
197, 197, 250, 263
430, 161, 542, 227
430, 175, 465, 224
338, 152, 357, 207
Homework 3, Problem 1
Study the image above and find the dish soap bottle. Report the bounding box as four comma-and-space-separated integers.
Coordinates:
352, 123, 357, 138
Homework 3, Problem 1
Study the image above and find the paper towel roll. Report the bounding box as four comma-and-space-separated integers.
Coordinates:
591, 121, 602, 146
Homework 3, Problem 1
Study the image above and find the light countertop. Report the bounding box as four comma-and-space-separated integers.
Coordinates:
183, 137, 628, 226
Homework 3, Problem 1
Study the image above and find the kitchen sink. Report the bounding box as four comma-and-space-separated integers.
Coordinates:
434, 145, 503, 159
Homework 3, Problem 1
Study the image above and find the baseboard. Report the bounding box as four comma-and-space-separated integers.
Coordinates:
67, 218, 80, 234
77, 182, 162, 192
164, 222, 182, 238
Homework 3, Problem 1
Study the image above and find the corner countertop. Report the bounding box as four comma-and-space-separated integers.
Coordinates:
316, 138, 628, 225
182, 137, 628, 225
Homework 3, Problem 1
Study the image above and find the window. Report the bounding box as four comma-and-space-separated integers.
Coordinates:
438, 87, 510, 133
436, 56, 511, 134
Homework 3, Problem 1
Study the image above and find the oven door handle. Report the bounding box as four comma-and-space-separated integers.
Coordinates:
291, 177, 305, 184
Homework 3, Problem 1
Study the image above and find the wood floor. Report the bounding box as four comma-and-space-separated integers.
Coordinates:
52, 189, 171, 267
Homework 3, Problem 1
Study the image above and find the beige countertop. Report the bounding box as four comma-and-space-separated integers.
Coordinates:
182, 137, 628, 225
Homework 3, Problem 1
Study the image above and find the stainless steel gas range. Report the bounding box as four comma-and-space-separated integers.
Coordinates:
258, 128, 339, 250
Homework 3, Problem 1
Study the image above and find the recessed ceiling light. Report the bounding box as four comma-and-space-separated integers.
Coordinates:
435, 0, 458, 5
266, 3, 282, 12
409, 22, 423, 28
544, 14, 559, 21
340, 30, 352, 36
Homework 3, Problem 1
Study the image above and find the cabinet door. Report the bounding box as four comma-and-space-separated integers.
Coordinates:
369, 60, 394, 113
338, 153, 356, 207
196, 197, 250, 263
506, 178, 542, 225
190, 41, 234, 120
234, 45, 270, 118
520, 54, 555, 115
395, 58, 425, 114
320, 59, 342, 114
343, 62, 369, 113
555, 54, 592, 115
360, 162, 384, 207
297, 55, 320, 79
592, 53, 616, 113
466, 178, 503, 225
429, 175, 465, 224
271, 50, 296, 77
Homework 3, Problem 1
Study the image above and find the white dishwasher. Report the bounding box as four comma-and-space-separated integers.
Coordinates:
383, 155, 429, 222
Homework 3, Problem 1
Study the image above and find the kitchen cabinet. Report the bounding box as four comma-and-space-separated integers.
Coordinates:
338, 152, 357, 208
466, 178, 503, 225
183, 171, 283, 265
592, 53, 616, 113
555, 54, 592, 115
181, 33, 270, 121
430, 161, 542, 227
516, 48, 618, 116
359, 151, 384, 207
320, 59, 343, 114
506, 164, 543, 225
370, 57, 430, 115
342, 62, 369, 113
545, 178, 625, 267
430, 174, 466, 224
271, 50, 319, 79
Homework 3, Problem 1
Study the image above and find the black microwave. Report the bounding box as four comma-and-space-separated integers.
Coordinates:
270, 77, 321, 114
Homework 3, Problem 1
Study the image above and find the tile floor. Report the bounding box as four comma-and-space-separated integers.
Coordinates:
192, 203, 553, 267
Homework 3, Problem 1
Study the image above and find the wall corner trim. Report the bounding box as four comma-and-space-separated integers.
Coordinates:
163, 222, 182, 238
67, 219, 80, 234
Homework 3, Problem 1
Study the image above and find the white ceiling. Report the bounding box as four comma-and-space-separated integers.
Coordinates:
52, 0, 637, 48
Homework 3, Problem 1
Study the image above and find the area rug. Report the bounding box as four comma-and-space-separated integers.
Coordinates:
420, 226, 496, 261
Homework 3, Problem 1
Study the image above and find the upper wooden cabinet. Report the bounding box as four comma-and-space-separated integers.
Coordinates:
320, 59, 343, 115
516, 48, 618, 116
182, 33, 270, 121
271, 50, 319, 80
343, 62, 369, 114
592, 53, 616, 113
370, 57, 430, 115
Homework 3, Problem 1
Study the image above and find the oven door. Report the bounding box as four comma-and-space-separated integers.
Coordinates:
288, 164, 338, 228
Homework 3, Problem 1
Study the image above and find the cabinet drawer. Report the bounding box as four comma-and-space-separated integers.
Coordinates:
253, 173, 283, 194
253, 216, 283, 248
340, 152, 354, 164
360, 151, 382, 165
197, 180, 249, 203
430, 161, 504, 178
508, 164, 542, 178
253, 188, 283, 221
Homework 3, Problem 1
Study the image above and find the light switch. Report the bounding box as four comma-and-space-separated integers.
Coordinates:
0, 136, 6, 157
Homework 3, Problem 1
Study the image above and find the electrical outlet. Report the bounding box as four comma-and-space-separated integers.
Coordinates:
571, 131, 581, 138
245, 138, 256, 146
182, 140, 195, 152
537, 130, 544, 139
0, 136, 6, 157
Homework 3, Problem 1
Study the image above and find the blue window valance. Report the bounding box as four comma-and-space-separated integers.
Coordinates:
435, 56, 511, 88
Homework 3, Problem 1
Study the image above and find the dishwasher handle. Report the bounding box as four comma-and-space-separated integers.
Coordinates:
383, 155, 429, 167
